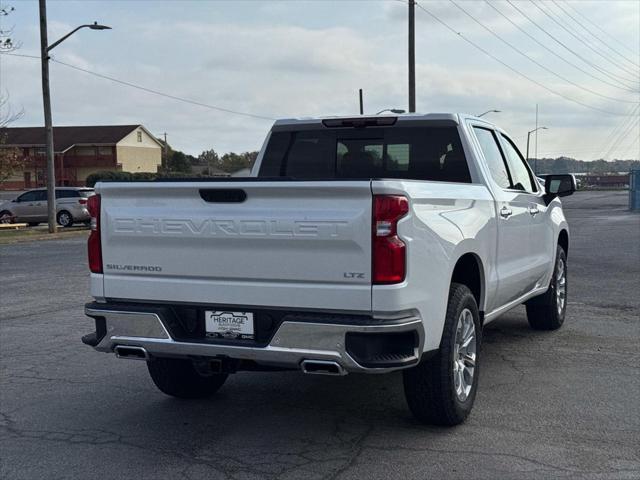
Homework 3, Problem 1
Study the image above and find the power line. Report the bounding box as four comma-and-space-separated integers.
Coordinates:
603, 114, 640, 159
1, 52, 39, 59
620, 135, 639, 159
506, 0, 639, 92
52, 59, 276, 121
484, 1, 637, 94
449, 0, 638, 104
411, 1, 634, 116
551, 0, 639, 70
530, 0, 639, 82
1, 52, 276, 121
597, 104, 640, 158
597, 104, 639, 158
560, 0, 640, 60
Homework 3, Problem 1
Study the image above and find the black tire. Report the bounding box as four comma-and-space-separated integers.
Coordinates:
56, 210, 74, 228
147, 357, 228, 399
526, 245, 567, 331
403, 283, 481, 426
0, 210, 13, 224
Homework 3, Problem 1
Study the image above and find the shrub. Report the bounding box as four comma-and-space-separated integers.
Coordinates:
85, 170, 228, 187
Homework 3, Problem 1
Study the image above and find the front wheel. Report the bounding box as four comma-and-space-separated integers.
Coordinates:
147, 357, 228, 399
403, 283, 481, 426
526, 245, 567, 331
0, 210, 14, 224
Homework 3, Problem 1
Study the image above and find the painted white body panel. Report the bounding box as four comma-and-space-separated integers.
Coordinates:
98, 181, 373, 312
90, 113, 569, 357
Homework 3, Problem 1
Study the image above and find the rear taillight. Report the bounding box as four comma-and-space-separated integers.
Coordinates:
87, 194, 102, 273
373, 195, 409, 284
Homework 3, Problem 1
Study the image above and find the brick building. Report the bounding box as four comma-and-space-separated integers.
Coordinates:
1, 125, 162, 189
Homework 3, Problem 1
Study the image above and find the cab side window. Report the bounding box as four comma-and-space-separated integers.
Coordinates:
500, 134, 537, 193
472, 127, 511, 189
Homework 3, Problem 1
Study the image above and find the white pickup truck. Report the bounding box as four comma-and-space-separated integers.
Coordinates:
82, 113, 575, 425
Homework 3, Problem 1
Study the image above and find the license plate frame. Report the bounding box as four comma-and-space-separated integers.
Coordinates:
205, 310, 254, 340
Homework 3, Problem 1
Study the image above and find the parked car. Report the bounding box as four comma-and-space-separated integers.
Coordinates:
81, 113, 575, 425
0, 187, 95, 227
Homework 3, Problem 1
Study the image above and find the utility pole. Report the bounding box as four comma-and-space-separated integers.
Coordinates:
359, 89, 364, 115
408, 0, 416, 113
39, 0, 56, 233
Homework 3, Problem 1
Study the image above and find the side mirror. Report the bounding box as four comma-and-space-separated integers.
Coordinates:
543, 174, 576, 203
11, 199, 17, 203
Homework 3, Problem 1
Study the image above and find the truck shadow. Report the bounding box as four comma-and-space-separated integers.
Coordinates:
60, 309, 569, 477
104, 307, 550, 432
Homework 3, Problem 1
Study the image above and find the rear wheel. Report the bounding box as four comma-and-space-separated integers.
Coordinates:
147, 357, 228, 399
526, 245, 567, 331
403, 283, 481, 426
56, 210, 74, 228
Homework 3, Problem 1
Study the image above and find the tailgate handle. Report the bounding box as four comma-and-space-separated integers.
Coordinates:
199, 189, 247, 203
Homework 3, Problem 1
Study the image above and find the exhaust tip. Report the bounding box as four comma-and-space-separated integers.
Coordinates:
114, 345, 149, 361
301, 360, 346, 376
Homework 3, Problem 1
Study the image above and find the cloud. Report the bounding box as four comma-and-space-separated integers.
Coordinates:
2, 0, 638, 161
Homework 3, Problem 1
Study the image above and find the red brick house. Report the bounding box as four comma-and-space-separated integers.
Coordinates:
1, 125, 162, 189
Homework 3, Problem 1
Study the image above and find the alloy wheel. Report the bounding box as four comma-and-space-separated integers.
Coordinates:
556, 257, 567, 316
453, 308, 476, 402
58, 212, 71, 226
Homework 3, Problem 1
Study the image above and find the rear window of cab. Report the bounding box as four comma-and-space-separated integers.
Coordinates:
259, 126, 471, 183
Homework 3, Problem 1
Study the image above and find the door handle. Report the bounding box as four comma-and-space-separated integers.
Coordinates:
529, 206, 540, 216
500, 206, 513, 219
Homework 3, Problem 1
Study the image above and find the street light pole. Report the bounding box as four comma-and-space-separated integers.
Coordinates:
477, 109, 500, 118
38, 0, 56, 233
526, 126, 547, 174
38, 0, 110, 233
376, 109, 406, 115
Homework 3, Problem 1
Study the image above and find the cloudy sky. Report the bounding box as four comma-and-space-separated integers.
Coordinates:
1, 0, 638, 160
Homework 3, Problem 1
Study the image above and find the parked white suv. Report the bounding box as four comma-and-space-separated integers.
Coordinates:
0, 187, 94, 227
81, 114, 575, 425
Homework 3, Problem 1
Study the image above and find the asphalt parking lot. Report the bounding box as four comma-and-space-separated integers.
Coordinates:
1, 190, 638, 479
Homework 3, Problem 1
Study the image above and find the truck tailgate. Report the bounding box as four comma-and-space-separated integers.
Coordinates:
98, 181, 372, 311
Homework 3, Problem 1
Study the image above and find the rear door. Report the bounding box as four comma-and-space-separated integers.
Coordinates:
471, 126, 534, 308
99, 181, 373, 312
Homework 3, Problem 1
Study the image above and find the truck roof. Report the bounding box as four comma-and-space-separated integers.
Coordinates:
273, 113, 493, 128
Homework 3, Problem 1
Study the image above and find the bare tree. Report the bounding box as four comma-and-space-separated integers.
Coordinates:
0, 3, 25, 183
0, 3, 20, 52
0, 94, 24, 183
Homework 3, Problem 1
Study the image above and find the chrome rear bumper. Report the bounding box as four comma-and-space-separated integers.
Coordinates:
84, 304, 425, 373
